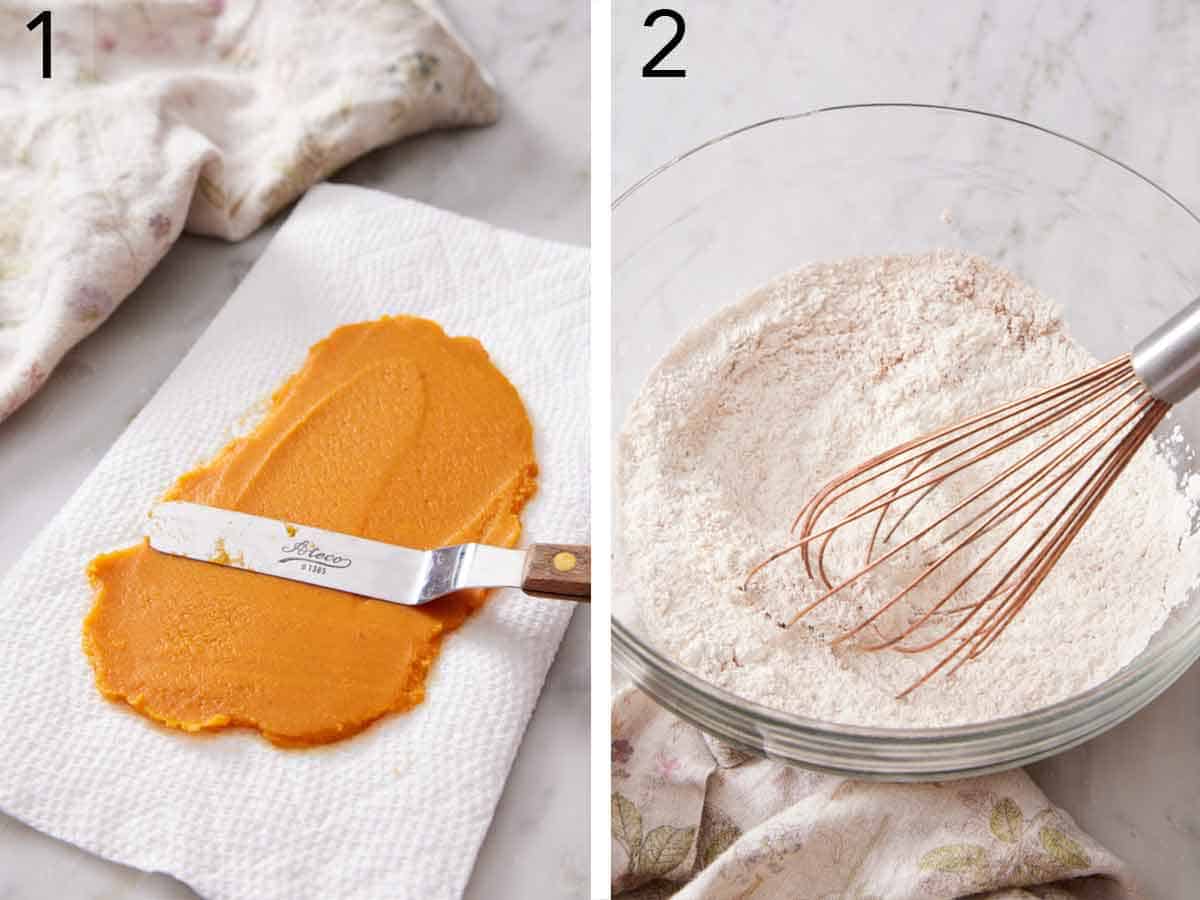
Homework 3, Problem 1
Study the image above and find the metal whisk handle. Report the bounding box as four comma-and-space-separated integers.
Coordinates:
1132, 297, 1200, 405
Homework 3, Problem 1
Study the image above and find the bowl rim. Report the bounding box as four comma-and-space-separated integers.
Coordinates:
611, 101, 1200, 753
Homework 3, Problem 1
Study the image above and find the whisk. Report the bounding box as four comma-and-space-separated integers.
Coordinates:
745, 298, 1200, 697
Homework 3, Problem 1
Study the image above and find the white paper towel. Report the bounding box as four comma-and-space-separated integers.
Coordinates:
0, 184, 589, 900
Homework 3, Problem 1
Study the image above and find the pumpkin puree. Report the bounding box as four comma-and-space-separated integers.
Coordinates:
83, 316, 537, 746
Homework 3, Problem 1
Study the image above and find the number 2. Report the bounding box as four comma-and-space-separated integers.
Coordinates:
27, 10, 51, 79
642, 9, 686, 78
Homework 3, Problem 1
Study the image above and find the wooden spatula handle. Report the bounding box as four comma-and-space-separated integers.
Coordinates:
522, 544, 590, 601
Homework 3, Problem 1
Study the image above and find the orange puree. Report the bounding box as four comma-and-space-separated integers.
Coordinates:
83, 316, 537, 747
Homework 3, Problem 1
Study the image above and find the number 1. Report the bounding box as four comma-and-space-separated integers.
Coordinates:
27, 10, 51, 79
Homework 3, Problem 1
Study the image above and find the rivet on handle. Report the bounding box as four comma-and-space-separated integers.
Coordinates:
523, 544, 590, 601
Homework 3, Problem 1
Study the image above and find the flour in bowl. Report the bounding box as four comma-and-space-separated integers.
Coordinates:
617, 250, 1200, 728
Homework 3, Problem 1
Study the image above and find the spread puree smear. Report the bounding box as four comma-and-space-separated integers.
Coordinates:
83, 316, 537, 746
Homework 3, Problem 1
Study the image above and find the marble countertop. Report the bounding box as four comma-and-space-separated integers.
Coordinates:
0, 3, 589, 899
614, 2, 1199, 898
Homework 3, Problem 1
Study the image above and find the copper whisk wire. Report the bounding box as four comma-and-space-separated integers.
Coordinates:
744, 353, 1173, 697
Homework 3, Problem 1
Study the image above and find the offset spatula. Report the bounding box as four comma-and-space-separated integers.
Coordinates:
147, 501, 590, 604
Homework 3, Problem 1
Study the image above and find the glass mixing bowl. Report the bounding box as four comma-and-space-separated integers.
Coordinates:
612, 103, 1200, 780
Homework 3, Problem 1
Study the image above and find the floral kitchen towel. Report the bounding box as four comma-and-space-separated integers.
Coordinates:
612, 687, 1140, 900
0, 0, 497, 422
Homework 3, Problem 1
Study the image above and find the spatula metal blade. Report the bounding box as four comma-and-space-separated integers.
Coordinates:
146, 501, 453, 606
